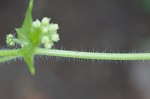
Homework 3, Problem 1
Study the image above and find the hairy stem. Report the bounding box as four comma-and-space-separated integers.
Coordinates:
35, 48, 150, 60
0, 56, 21, 63
1, 48, 150, 62
0, 49, 20, 56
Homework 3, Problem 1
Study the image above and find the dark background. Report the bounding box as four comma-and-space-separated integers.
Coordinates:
0, 0, 150, 99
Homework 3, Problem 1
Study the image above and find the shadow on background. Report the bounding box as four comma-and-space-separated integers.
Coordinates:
0, 0, 150, 99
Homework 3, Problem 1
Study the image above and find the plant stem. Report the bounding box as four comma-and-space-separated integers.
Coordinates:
35, 48, 150, 60
1, 48, 150, 61
0, 56, 21, 63
0, 49, 20, 56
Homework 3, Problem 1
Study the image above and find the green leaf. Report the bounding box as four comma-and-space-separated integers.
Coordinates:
21, 46, 35, 75
16, 0, 34, 44
16, 0, 41, 75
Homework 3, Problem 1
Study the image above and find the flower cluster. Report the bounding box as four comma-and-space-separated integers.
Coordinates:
6, 34, 15, 46
33, 17, 60, 49
6, 17, 60, 49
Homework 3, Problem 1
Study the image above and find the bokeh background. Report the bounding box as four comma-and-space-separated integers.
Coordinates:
0, 0, 150, 99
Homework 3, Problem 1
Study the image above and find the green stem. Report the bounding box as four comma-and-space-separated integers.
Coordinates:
0, 56, 21, 63
0, 49, 20, 56
35, 48, 150, 60
1, 48, 150, 61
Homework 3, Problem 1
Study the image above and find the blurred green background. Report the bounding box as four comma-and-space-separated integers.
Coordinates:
0, 0, 150, 99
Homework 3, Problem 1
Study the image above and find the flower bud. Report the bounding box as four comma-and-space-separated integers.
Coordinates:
51, 34, 59, 42
41, 17, 50, 26
49, 24, 59, 31
32, 19, 41, 28
6, 34, 15, 46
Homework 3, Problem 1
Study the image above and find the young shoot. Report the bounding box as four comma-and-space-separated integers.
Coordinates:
0, 0, 150, 75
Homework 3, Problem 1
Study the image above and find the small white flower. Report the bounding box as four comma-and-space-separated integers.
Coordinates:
41, 17, 50, 26
42, 26, 49, 34
49, 24, 59, 31
32, 19, 41, 28
41, 36, 50, 44
51, 34, 59, 42
44, 42, 53, 49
